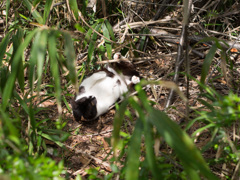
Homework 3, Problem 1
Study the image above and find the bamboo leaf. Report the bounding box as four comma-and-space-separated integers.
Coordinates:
0, 109, 19, 138
144, 121, 162, 179
2, 29, 38, 110
87, 24, 101, 64
148, 109, 218, 180
83, 23, 98, 49
36, 30, 48, 91
29, 30, 47, 91
43, 0, 53, 24
200, 44, 217, 85
48, 31, 61, 108
125, 119, 143, 180
68, 0, 79, 21
63, 32, 77, 87
12, 29, 25, 92
39, 132, 65, 148
23, 0, 43, 24
104, 20, 116, 41
112, 100, 129, 155
102, 23, 112, 59
0, 33, 10, 66
6, 0, 10, 25
33, 0, 41, 6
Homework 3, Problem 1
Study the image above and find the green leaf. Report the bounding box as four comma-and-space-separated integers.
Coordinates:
102, 23, 112, 59
87, 24, 101, 64
83, 23, 98, 49
39, 132, 65, 148
200, 44, 217, 85
139, 28, 149, 51
81, 0, 88, 16
29, 30, 43, 90
68, 0, 79, 21
0, 109, 19, 138
112, 100, 129, 154
148, 109, 218, 180
6, 0, 10, 25
2, 29, 38, 110
12, 28, 25, 92
33, 0, 42, 6
63, 32, 77, 87
144, 121, 161, 179
43, 0, 53, 24
23, 0, 43, 24
104, 20, 116, 42
28, 30, 48, 92
75, 24, 86, 33
197, 98, 215, 111
48, 31, 61, 109
0, 33, 10, 66
125, 119, 143, 180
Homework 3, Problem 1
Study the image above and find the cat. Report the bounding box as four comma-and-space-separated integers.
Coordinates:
71, 53, 140, 121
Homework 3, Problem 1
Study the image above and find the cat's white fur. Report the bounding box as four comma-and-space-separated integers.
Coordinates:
75, 66, 129, 119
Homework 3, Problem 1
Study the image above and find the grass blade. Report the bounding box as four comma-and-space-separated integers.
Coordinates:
125, 119, 143, 180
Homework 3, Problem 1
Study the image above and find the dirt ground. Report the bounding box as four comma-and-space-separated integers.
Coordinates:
41, 52, 240, 179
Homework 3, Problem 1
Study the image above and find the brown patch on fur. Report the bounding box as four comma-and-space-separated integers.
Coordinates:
79, 86, 85, 94
112, 61, 140, 77
116, 79, 121, 85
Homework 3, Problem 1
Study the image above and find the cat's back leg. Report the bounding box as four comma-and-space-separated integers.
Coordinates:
81, 71, 107, 87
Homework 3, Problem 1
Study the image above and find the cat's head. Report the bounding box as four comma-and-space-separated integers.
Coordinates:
71, 96, 97, 121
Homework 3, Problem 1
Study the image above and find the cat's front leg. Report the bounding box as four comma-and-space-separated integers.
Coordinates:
131, 75, 140, 84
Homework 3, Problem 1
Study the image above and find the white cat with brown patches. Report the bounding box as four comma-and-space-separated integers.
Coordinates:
71, 53, 140, 121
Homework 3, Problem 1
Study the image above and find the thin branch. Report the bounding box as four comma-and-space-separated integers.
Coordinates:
165, 0, 192, 109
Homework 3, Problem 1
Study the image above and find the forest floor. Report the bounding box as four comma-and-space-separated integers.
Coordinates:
40, 50, 240, 179
4, 1, 239, 179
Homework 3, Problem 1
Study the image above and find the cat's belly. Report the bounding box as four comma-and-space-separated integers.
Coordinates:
92, 77, 128, 117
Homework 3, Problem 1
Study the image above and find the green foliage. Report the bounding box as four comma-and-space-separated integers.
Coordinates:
84, 19, 116, 66
0, 0, 78, 178
111, 82, 218, 180
1, 0, 239, 179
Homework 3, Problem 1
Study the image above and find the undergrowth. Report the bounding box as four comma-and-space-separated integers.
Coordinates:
0, 0, 239, 179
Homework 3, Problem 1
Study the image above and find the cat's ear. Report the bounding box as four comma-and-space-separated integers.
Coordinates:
79, 86, 85, 94
89, 96, 97, 106
71, 99, 83, 121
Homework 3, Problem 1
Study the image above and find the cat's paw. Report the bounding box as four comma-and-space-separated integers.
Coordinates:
113, 52, 122, 60
131, 76, 140, 84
